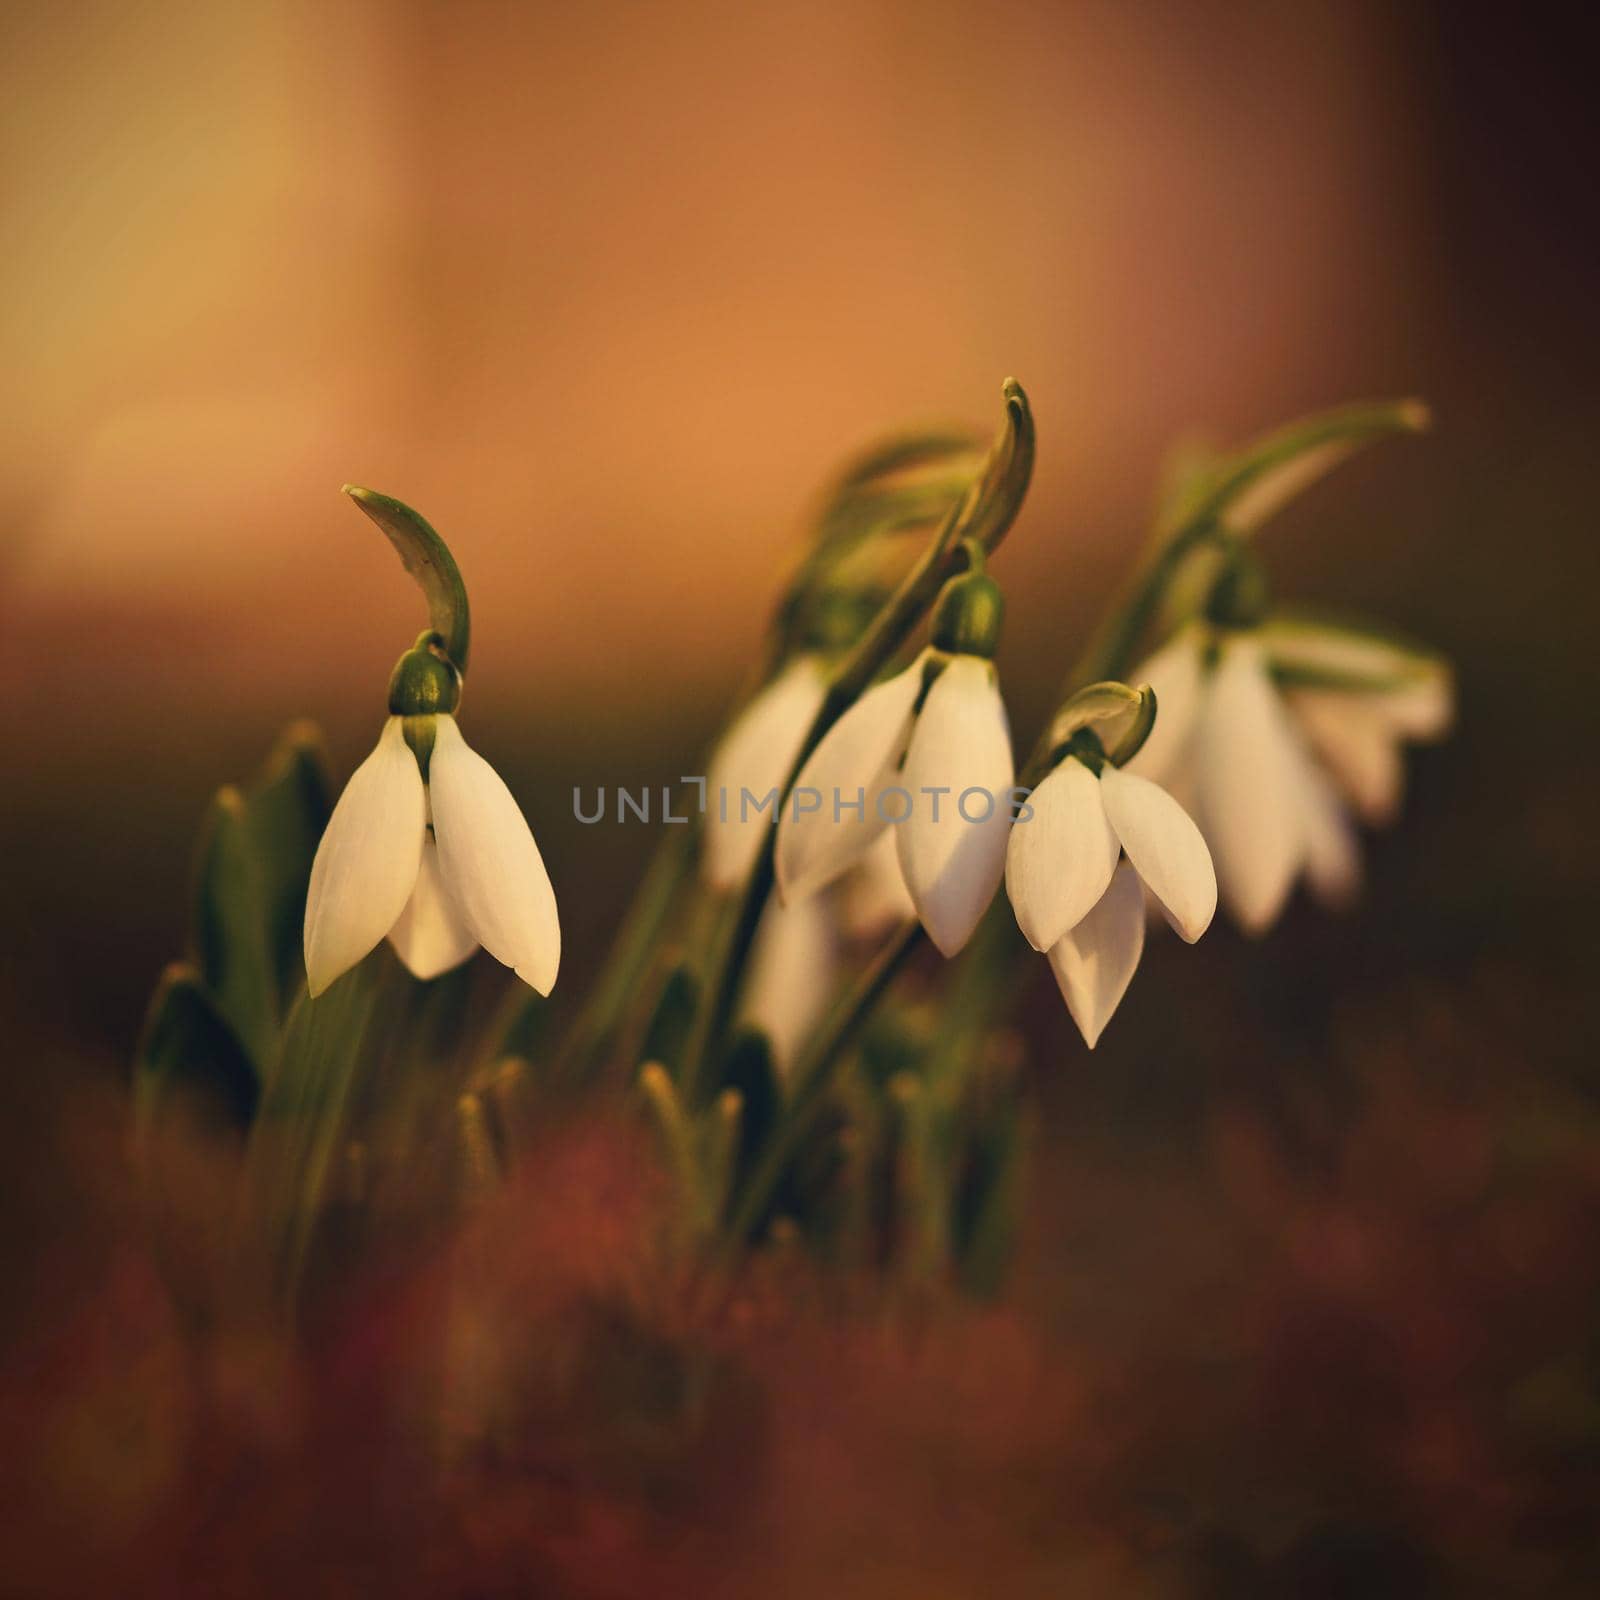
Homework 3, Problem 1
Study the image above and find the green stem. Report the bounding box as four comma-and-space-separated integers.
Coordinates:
723, 920, 925, 1245
1070, 517, 1217, 689
1073, 396, 1428, 689
681, 380, 1034, 1108
556, 817, 697, 1081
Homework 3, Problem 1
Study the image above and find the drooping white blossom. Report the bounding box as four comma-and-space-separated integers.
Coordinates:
1005, 750, 1216, 1047
304, 715, 559, 996
702, 654, 829, 891
740, 890, 840, 1073
1126, 619, 1450, 932
776, 650, 1014, 956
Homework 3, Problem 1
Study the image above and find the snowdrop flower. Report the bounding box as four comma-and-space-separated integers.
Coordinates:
1128, 614, 1452, 933
740, 891, 840, 1073
837, 827, 919, 940
303, 639, 559, 997
702, 653, 829, 890
1005, 689, 1217, 1047
777, 564, 1014, 956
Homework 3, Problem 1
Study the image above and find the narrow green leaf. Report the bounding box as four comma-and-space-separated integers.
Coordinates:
455, 1092, 502, 1205
243, 720, 332, 1009
1259, 612, 1449, 691
826, 426, 989, 498
638, 962, 700, 1080
133, 961, 258, 1150
132, 962, 259, 1329
235, 956, 388, 1315
718, 1026, 780, 1197
954, 1104, 1030, 1300
351, 961, 479, 1219
951, 1059, 1031, 1299
496, 986, 549, 1063
638, 1062, 703, 1237
1182, 397, 1429, 538
701, 1088, 744, 1229
191, 786, 278, 1071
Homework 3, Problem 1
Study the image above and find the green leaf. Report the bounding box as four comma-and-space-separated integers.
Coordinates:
235, 955, 389, 1316
133, 961, 258, 1151
719, 1026, 780, 1198
637, 1063, 704, 1241
191, 786, 279, 1071
132, 962, 260, 1329
496, 985, 549, 1063
1260, 612, 1450, 691
826, 426, 989, 499
243, 721, 332, 1009
814, 475, 979, 552
889, 1070, 953, 1280
344, 485, 471, 674
1179, 397, 1429, 539
189, 724, 332, 1069
351, 961, 479, 1215
638, 962, 700, 1080
953, 1083, 1031, 1300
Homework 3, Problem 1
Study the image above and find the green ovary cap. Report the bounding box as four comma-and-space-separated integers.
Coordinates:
930, 571, 1005, 659
388, 636, 462, 717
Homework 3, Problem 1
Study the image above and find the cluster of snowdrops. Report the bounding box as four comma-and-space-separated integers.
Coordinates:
305, 384, 1450, 1068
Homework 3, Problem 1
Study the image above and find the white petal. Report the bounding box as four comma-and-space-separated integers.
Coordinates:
428, 716, 560, 994
1123, 628, 1204, 785
775, 656, 923, 903
1047, 863, 1145, 1049
1003, 757, 1118, 952
1364, 672, 1454, 742
1286, 690, 1403, 825
303, 717, 426, 997
1290, 749, 1362, 909
1098, 764, 1217, 944
1194, 637, 1305, 935
702, 655, 828, 891
897, 657, 1013, 956
838, 826, 917, 939
387, 836, 479, 979
740, 891, 839, 1075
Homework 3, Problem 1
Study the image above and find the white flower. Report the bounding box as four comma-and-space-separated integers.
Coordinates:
702, 654, 829, 890
776, 650, 1013, 956
1127, 619, 1451, 932
303, 715, 559, 996
837, 827, 918, 940
1005, 753, 1216, 1047
740, 891, 840, 1074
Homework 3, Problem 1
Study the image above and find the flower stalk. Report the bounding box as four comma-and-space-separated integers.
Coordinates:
681, 379, 1034, 1108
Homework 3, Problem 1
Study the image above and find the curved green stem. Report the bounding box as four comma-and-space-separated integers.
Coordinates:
556, 819, 697, 1081
1074, 395, 1429, 687
344, 485, 472, 674
681, 379, 1034, 1108
1070, 516, 1218, 688
723, 920, 924, 1245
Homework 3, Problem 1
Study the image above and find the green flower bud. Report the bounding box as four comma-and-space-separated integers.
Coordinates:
930, 570, 1005, 659
388, 631, 462, 717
